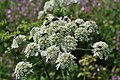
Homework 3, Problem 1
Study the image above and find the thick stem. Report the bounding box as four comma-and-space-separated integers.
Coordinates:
39, 53, 51, 80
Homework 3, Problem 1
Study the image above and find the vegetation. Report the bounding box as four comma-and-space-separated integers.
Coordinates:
0, 0, 120, 80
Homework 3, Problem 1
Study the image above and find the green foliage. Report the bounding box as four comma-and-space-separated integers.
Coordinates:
78, 55, 97, 79
53, 8, 64, 17
0, 0, 8, 20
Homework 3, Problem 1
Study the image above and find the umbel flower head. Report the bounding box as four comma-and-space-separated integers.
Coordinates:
14, 14, 107, 70
24, 43, 40, 58
55, 52, 76, 70
92, 41, 110, 60
11, 35, 26, 49
38, 0, 79, 19
83, 21, 98, 34
46, 45, 61, 62
14, 61, 32, 80
75, 27, 89, 42
75, 18, 84, 26
29, 27, 41, 39
28, 14, 99, 64
49, 33, 63, 46
38, 11, 45, 19
43, 0, 57, 13
63, 35, 77, 51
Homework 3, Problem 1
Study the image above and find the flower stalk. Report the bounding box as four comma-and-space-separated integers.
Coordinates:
39, 53, 51, 80
76, 48, 92, 51
61, 69, 66, 80
67, 69, 72, 80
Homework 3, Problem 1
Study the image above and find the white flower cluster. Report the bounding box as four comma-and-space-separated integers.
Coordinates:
14, 61, 32, 80
55, 52, 76, 70
46, 45, 61, 62
29, 27, 41, 39
11, 35, 26, 49
92, 41, 110, 60
63, 35, 77, 51
83, 21, 98, 34
38, 11, 45, 19
43, 0, 56, 13
24, 43, 40, 58
75, 18, 84, 25
27, 14, 101, 69
38, 0, 79, 19
13, 14, 110, 72
75, 27, 89, 42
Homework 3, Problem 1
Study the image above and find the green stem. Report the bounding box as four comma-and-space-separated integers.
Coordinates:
32, 60, 41, 67
39, 53, 51, 80
67, 69, 72, 80
84, 67, 86, 80
84, 75, 86, 80
61, 69, 65, 80
76, 48, 92, 51
67, 76, 69, 80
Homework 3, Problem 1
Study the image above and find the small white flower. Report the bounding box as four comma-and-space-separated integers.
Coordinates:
56, 52, 76, 70
49, 33, 63, 46
11, 35, 26, 49
62, 35, 77, 51
29, 27, 40, 39
14, 61, 32, 80
38, 11, 45, 19
55, 0, 67, 7
24, 43, 40, 58
66, 21, 78, 33
92, 41, 110, 60
62, 16, 71, 22
44, 0, 56, 13
56, 26, 71, 36
38, 37, 50, 50
83, 21, 98, 34
40, 50, 47, 57
45, 27, 56, 35
75, 27, 89, 42
33, 30, 47, 43
11, 39, 19, 49
46, 14, 55, 21
75, 18, 84, 26
71, 0, 79, 3
45, 45, 61, 62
